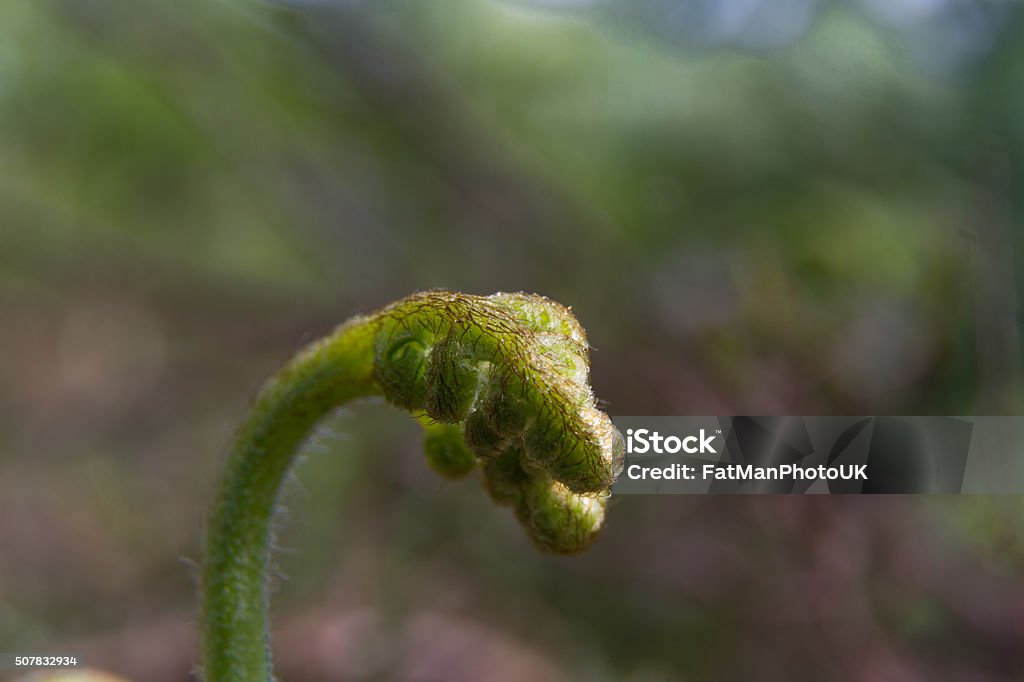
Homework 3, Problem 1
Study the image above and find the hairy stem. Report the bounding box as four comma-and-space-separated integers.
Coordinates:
201, 318, 378, 681
200, 291, 622, 681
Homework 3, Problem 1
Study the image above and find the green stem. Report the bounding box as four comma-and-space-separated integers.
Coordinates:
201, 318, 378, 681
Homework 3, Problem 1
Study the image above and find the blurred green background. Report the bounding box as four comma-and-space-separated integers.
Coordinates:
2, 0, 1024, 680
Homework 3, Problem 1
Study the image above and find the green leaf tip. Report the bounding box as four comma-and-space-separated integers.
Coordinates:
421, 419, 477, 480
372, 290, 623, 553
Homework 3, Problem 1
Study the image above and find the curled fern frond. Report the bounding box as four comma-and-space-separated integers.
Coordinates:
201, 290, 621, 681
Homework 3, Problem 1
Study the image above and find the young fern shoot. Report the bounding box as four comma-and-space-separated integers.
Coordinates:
201, 290, 624, 682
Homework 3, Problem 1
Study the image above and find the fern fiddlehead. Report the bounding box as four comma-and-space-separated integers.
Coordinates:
201, 290, 623, 681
